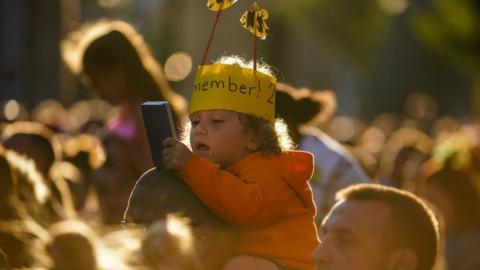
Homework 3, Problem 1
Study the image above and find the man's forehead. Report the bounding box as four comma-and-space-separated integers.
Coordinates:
323, 200, 392, 236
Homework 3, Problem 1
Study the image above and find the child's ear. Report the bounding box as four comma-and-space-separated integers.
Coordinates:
246, 134, 261, 152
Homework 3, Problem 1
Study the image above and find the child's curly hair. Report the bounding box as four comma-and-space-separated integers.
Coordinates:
238, 113, 293, 155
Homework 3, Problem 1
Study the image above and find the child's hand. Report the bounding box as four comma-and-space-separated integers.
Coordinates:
162, 137, 192, 170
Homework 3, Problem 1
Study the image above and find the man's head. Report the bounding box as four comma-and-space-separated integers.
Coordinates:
2, 121, 61, 177
312, 183, 439, 270
124, 168, 239, 270
47, 220, 98, 270
124, 168, 218, 226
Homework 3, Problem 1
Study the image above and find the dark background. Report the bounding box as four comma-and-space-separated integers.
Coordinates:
1, 0, 479, 120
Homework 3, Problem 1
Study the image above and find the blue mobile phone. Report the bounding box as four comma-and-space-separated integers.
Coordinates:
141, 101, 177, 168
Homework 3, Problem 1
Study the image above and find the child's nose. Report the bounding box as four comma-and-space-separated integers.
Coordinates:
194, 123, 207, 136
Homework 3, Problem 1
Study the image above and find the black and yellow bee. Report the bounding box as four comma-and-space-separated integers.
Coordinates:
240, 2, 270, 39
207, 0, 237, 11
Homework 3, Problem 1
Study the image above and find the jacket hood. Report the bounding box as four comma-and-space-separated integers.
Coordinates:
280, 151, 316, 213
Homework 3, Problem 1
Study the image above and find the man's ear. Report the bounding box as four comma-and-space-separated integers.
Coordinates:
390, 249, 418, 270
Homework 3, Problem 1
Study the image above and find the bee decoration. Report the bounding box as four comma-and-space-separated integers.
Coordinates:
207, 0, 238, 11
240, 2, 270, 39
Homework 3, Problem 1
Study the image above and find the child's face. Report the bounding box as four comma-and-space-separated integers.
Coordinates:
189, 110, 257, 168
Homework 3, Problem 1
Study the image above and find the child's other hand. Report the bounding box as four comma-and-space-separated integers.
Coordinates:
162, 137, 192, 170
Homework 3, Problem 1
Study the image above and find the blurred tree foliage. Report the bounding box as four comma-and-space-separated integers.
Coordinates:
410, 0, 480, 74
278, 0, 393, 66
409, 0, 480, 114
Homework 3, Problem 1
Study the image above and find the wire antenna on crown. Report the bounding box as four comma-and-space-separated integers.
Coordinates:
201, 0, 238, 65
192, 1, 277, 123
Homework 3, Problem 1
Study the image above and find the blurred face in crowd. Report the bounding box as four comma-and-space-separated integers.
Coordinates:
423, 182, 454, 229
89, 65, 129, 105
312, 200, 397, 270
3, 134, 54, 177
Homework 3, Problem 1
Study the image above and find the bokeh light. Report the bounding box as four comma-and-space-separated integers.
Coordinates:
360, 126, 386, 155
31, 99, 67, 129
405, 92, 438, 120
329, 116, 366, 143
377, 0, 409, 15
1, 99, 28, 122
98, 0, 133, 9
4, 100, 20, 121
164, 52, 193, 82
371, 113, 402, 137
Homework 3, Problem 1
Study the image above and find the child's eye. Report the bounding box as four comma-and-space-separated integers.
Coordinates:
191, 120, 200, 127
212, 119, 224, 124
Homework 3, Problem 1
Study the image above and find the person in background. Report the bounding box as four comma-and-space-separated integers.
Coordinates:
0, 147, 51, 269
1, 121, 62, 179
1, 122, 76, 223
141, 215, 200, 270
61, 133, 105, 212
312, 183, 439, 270
275, 83, 369, 227
375, 126, 433, 190
0, 146, 19, 220
61, 20, 187, 224
46, 220, 98, 270
421, 163, 480, 270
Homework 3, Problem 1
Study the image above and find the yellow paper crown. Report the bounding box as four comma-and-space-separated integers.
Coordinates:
190, 63, 277, 123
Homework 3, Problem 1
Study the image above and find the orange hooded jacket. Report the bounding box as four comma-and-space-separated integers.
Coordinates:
178, 150, 319, 270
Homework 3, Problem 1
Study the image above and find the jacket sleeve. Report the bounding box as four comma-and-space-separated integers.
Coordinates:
177, 154, 292, 229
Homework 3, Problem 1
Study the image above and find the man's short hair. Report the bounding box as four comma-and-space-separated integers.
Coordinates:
124, 167, 224, 227
336, 183, 439, 270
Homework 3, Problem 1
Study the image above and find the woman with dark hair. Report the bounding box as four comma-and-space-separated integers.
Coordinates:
275, 82, 369, 226
61, 21, 187, 224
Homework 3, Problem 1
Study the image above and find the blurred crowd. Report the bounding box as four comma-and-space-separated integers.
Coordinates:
1, 20, 480, 270
2, 88, 480, 269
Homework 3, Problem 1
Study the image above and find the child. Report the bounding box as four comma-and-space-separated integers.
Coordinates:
162, 56, 318, 270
